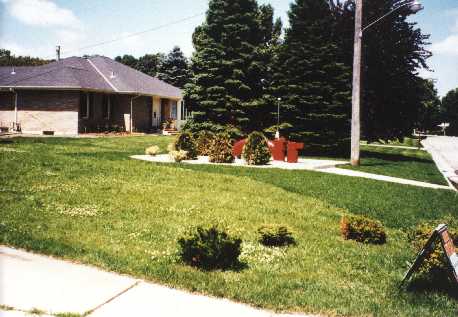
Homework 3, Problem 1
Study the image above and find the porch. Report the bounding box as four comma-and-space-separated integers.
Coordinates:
78, 92, 189, 134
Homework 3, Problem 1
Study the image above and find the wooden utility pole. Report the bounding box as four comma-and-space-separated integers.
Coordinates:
351, 0, 363, 166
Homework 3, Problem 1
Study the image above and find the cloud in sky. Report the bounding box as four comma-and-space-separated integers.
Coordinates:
2, 0, 82, 29
431, 10, 458, 57
431, 34, 458, 56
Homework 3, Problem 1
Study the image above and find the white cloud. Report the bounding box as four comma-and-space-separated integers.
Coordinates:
431, 35, 458, 56
2, 0, 81, 29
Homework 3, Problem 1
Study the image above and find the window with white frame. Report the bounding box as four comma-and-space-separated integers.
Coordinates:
80, 93, 90, 119
171, 100, 177, 119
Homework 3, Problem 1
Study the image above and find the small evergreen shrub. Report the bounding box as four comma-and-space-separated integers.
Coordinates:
173, 132, 197, 159
195, 130, 215, 156
145, 145, 160, 156
208, 133, 234, 163
408, 221, 458, 283
340, 215, 386, 244
258, 225, 296, 247
178, 226, 242, 270
170, 150, 188, 162
242, 131, 271, 165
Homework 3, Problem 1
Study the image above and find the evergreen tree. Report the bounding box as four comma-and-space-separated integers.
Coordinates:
138, 53, 165, 77
441, 88, 458, 136
273, 0, 351, 154
114, 53, 165, 77
185, 0, 274, 134
114, 54, 138, 69
332, 0, 431, 141
416, 79, 442, 132
158, 47, 191, 89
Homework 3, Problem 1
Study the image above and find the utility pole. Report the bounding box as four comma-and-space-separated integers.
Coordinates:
351, 0, 363, 167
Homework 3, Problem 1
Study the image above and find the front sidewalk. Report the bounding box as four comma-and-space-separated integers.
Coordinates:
0, 246, 314, 317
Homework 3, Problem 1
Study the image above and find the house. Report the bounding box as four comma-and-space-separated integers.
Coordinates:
0, 56, 187, 135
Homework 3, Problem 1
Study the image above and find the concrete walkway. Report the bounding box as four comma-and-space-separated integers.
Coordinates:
320, 167, 451, 190
422, 136, 458, 189
131, 155, 451, 190
0, 246, 315, 317
363, 143, 424, 150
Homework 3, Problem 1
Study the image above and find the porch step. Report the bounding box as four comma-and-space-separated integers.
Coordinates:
162, 129, 179, 136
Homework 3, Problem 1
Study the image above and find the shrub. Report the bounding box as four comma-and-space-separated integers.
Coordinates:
408, 221, 458, 283
178, 226, 242, 270
170, 150, 188, 162
145, 145, 160, 156
173, 132, 197, 159
340, 215, 386, 244
242, 131, 271, 165
208, 133, 234, 163
258, 225, 296, 247
195, 130, 215, 156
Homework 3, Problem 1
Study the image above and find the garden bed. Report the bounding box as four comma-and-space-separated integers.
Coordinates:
131, 154, 348, 171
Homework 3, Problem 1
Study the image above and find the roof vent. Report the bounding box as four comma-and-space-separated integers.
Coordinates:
110, 71, 116, 79
11, 67, 16, 75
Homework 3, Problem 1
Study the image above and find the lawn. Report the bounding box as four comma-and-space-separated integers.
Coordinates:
339, 145, 448, 186
1, 136, 458, 317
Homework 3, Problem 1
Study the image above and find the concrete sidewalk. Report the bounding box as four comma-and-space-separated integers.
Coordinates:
0, 246, 314, 317
422, 136, 458, 189
131, 155, 451, 190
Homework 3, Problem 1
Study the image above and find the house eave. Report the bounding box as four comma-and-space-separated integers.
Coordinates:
0, 86, 182, 100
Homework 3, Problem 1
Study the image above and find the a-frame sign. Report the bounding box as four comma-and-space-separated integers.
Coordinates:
401, 224, 458, 287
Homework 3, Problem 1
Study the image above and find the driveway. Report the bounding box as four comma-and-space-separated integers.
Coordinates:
422, 136, 458, 187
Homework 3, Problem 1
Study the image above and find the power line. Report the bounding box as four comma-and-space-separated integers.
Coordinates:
54, 12, 205, 58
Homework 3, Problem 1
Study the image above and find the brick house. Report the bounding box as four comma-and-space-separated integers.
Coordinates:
0, 56, 186, 135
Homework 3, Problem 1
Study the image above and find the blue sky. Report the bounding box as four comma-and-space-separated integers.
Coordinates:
0, 0, 457, 96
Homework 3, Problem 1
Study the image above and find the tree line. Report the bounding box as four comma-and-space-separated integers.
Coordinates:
2, 0, 457, 145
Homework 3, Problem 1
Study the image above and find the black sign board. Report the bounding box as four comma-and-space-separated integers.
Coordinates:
401, 224, 458, 286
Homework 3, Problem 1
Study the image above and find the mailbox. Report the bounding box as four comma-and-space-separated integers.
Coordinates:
287, 141, 304, 163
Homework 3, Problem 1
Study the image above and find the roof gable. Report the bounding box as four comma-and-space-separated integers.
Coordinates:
0, 56, 182, 99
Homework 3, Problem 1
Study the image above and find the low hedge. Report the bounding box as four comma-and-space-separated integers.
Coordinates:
340, 215, 386, 244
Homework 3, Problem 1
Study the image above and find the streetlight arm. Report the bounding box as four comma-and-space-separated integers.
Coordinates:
361, 4, 407, 35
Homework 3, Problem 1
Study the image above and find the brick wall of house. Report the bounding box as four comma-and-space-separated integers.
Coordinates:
0, 90, 79, 135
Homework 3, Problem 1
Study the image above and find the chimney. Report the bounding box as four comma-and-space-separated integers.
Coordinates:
56, 45, 61, 61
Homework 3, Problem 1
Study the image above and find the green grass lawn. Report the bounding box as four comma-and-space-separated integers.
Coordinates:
339, 145, 448, 186
1, 136, 458, 317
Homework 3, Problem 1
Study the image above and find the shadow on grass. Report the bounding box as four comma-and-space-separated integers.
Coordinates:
359, 150, 432, 164
405, 277, 458, 300
182, 260, 249, 273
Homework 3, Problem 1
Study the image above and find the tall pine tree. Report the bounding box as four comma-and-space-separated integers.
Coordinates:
273, 0, 351, 154
158, 46, 191, 89
332, 0, 431, 141
185, 0, 275, 135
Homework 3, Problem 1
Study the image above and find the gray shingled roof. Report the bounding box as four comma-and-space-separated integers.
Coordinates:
0, 56, 182, 99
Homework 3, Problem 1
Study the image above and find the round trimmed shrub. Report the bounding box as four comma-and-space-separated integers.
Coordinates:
170, 150, 188, 162
195, 130, 215, 156
258, 225, 296, 247
145, 145, 160, 156
340, 215, 386, 244
408, 221, 458, 283
242, 131, 271, 165
173, 132, 197, 160
178, 226, 242, 270
208, 133, 234, 163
